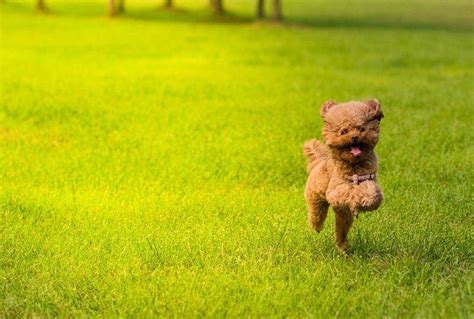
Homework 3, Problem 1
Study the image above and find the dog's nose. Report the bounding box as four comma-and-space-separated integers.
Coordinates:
351, 136, 358, 143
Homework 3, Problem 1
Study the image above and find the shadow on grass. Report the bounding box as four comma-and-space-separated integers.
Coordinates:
0, 2, 252, 25
2, 2, 471, 33
124, 7, 254, 25
106, 8, 474, 33
290, 17, 473, 33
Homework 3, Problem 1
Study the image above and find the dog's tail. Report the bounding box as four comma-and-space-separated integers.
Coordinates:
303, 139, 328, 172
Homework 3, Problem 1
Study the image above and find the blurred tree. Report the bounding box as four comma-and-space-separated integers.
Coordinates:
165, 0, 173, 9
210, 0, 223, 15
107, 0, 115, 16
117, 0, 125, 13
272, 0, 282, 20
36, 0, 46, 11
256, 0, 265, 19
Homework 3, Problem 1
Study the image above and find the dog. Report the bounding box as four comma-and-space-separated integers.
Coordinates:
303, 99, 384, 252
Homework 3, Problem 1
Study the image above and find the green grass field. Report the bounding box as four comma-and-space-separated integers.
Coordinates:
1, 0, 473, 317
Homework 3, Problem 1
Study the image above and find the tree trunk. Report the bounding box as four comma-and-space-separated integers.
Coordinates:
272, 0, 282, 21
36, 0, 46, 11
107, 0, 115, 16
117, 0, 124, 13
210, 0, 223, 15
165, 0, 173, 8
256, 0, 265, 19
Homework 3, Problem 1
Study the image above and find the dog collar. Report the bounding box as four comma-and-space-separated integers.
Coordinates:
346, 173, 376, 185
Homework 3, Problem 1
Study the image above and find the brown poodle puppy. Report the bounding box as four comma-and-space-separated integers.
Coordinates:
303, 99, 384, 252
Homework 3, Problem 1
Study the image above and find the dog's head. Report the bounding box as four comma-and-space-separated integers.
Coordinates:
320, 99, 383, 163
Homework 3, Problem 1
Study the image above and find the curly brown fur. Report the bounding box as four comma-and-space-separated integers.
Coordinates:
303, 99, 384, 252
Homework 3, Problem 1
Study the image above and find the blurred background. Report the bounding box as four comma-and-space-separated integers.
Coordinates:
2, 0, 473, 27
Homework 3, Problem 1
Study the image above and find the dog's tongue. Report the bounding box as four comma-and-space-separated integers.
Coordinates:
350, 145, 362, 156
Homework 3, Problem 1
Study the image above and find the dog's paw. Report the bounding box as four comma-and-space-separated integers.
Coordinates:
336, 241, 351, 253
358, 197, 381, 212
360, 197, 371, 207
355, 183, 384, 211
308, 218, 324, 233
314, 223, 324, 233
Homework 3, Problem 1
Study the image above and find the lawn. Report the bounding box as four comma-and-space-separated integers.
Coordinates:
1, 0, 473, 317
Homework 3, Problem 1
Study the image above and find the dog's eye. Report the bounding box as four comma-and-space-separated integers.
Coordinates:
358, 127, 366, 132
340, 129, 348, 135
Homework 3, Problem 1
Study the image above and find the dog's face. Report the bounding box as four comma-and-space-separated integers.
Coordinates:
321, 100, 383, 163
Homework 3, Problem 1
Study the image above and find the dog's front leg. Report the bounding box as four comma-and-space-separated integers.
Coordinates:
326, 183, 354, 211
334, 207, 354, 252
353, 181, 384, 212
327, 183, 375, 217
304, 189, 329, 232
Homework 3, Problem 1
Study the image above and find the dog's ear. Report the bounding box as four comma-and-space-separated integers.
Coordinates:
366, 99, 384, 121
320, 100, 337, 117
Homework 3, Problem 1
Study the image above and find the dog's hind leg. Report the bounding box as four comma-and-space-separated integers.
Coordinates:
305, 191, 329, 233
334, 208, 354, 252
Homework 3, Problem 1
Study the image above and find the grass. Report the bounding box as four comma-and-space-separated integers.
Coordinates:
1, 0, 473, 317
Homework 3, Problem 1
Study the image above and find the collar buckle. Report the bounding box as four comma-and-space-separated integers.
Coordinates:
346, 173, 376, 185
